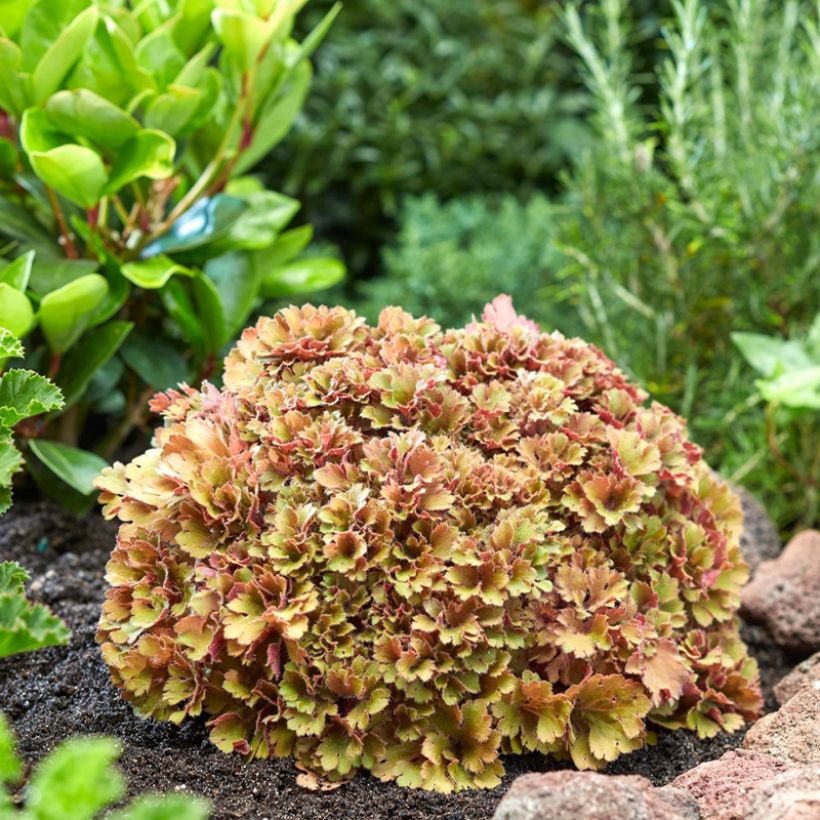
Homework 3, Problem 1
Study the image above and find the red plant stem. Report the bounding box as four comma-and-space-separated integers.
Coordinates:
45, 187, 78, 259
47, 353, 61, 378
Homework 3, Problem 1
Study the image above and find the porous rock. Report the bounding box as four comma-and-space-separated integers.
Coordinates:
671, 749, 790, 819
743, 686, 820, 766
774, 651, 820, 706
491, 770, 698, 820
736, 486, 781, 575
741, 530, 820, 653
746, 765, 820, 820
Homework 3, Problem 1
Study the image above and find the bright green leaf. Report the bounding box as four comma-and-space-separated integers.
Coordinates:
0, 560, 70, 659
261, 256, 344, 298
234, 59, 311, 175
0, 327, 24, 360
27, 438, 108, 496
0, 37, 27, 116
104, 129, 175, 193
28, 143, 107, 208
0, 250, 34, 292
807, 314, 820, 361
45, 88, 139, 149
0, 369, 63, 426
295, 1, 341, 63
29, 257, 98, 295
111, 794, 211, 820
0, 710, 21, 783
68, 14, 154, 108
19, 108, 64, 154
31, 5, 99, 103
20, 0, 90, 68
134, 24, 186, 89
39, 273, 109, 353
0, 438, 22, 513
212, 8, 272, 72
120, 255, 194, 289
144, 84, 203, 137
732, 331, 815, 378
758, 367, 820, 410
0, 0, 36, 39
25, 736, 123, 820
0, 283, 35, 338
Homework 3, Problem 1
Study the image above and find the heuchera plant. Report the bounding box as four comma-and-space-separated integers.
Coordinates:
96, 296, 761, 792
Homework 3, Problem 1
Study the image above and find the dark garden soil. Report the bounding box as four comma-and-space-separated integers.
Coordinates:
0, 501, 799, 820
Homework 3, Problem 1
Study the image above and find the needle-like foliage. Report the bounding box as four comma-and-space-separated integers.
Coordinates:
96, 297, 760, 792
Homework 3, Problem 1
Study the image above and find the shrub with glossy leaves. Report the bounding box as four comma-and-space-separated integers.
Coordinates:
0, 0, 343, 507
96, 297, 761, 792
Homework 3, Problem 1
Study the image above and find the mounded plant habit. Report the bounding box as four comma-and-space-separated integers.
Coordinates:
96, 296, 762, 792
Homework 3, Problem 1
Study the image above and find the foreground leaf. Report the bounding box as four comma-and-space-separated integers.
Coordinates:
0, 560, 69, 659
25, 736, 124, 820
0, 368, 63, 426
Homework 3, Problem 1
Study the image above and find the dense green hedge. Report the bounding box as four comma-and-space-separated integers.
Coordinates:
352, 194, 565, 330
263, 0, 591, 274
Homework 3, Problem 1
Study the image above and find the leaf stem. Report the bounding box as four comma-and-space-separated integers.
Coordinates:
45, 187, 78, 259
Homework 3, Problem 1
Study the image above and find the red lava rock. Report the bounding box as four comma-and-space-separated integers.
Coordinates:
743, 687, 820, 766
746, 765, 820, 820
774, 651, 820, 706
671, 749, 791, 819
491, 771, 698, 820
741, 530, 820, 653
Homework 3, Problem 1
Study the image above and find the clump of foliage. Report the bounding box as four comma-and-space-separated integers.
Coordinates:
732, 315, 820, 529
0, 327, 64, 511
0, 712, 208, 818
263, 0, 590, 273
352, 194, 566, 332
0, 561, 68, 659
96, 297, 760, 792
0, 0, 343, 506
553, 0, 819, 530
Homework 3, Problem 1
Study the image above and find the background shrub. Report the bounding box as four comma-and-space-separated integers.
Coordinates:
353, 0, 819, 533
263, 0, 591, 276
351, 194, 567, 331
551, 0, 819, 531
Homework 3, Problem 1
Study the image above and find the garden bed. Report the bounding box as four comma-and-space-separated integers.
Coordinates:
0, 501, 796, 820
